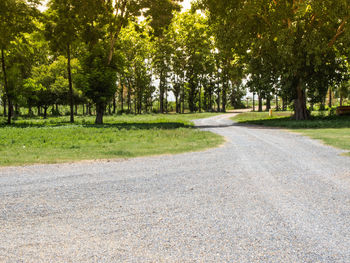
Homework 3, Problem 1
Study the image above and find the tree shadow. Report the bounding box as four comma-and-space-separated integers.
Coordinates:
0, 121, 192, 130
234, 115, 350, 129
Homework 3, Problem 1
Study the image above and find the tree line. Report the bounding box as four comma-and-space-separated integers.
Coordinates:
1, 0, 350, 125
202, 0, 350, 119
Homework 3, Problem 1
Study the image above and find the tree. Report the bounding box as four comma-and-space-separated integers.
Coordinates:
45, 0, 80, 123
0, 0, 39, 124
202, 0, 350, 119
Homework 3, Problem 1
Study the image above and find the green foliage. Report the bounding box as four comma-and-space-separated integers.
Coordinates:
203, 0, 350, 119
77, 45, 117, 107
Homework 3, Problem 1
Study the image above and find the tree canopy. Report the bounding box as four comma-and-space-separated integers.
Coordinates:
1, 0, 349, 123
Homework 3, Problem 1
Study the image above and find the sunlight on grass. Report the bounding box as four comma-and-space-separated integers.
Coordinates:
0, 113, 224, 166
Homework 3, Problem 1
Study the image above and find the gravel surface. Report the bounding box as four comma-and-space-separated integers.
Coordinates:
0, 113, 350, 262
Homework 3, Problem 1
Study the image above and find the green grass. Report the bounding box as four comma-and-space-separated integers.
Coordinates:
0, 113, 224, 166
232, 111, 350, 156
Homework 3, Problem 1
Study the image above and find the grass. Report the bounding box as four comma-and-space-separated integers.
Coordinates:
0, 113, 224, 166
231, 111, 350, 156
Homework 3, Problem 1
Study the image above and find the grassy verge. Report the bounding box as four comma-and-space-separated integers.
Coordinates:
231, 111, 350, 156
0, 113, 223, 166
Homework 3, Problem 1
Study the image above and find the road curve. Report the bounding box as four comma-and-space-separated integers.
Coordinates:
0, 113, 350, 262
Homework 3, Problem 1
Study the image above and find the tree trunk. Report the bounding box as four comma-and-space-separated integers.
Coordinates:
1, 48, 12, 124
43, 106, 48, 119
67, 44, 74, 123
113, 95, 116, 114
252, 93, 255, 111
14, 103, 19, 117
328, 87, 332, 108
95, 103, 105, 124
293, 79, 310, 120
198, 82, 202, 113
216, 87, 221, 112
258, 95, 263, 112
282, 97, 286, 111
175, 96, 179, 113
266, 97, 271, 111
181, 82, 185, 114
222, 85, 227, 113
3, 96, 6, 116
120, 87, 124, 113
159, 72, 164, 113
165, 85, 168, 113
340, 95, 343, 107
275, 95, 279, 111
8, 103, 13, 123
88, 104, 92, 115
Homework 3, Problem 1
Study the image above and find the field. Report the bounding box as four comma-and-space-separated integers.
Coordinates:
232, 111, 350, 156
0, 113, 223, 166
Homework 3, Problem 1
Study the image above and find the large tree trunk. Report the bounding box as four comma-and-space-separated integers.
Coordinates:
95, 103, 105, 124
67, 44, 74, 123
328, 87, 332, 108
293, 79, 310, 120
340, 95, 343, 107
1, 48, 12, 124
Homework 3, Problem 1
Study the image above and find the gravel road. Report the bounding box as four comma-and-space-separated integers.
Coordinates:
1, 113, 350, 262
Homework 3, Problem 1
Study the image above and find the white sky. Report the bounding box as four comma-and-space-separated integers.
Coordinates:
181, 0, 192, 11
40, 0, 193, 12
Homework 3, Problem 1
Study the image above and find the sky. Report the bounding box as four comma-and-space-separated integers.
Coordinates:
40, 0, 193, 12
181, 0, 192, 11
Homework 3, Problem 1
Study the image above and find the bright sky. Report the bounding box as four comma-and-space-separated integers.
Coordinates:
181, 0, 192, 11
40, 0, 193, 12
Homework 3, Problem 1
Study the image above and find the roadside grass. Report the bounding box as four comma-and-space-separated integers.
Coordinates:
231, 111, 350, 156
0, 113, 223, 166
